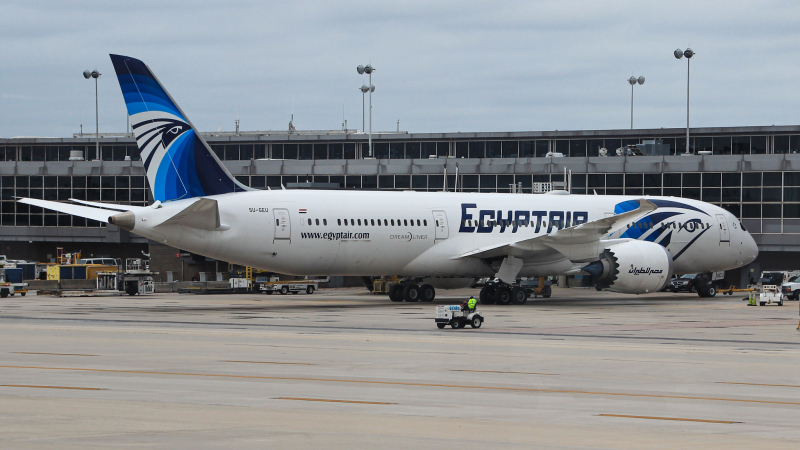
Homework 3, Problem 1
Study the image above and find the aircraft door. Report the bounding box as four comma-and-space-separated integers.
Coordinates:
274, 209, 291, 241
433, 210, 448, 240
716, 214, 730, 243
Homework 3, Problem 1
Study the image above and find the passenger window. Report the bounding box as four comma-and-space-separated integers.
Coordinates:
371, 219, 375, 226
391, 219, 395, 226
384, 219, 388, 226
316, 219, 320, 226
404, 220, 408, 226
323, 219, 327, 226
337, 219, 341, 226
424, 220, 427, 226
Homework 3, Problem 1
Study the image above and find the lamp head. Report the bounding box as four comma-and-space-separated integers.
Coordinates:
357, 65, 365, 75
369, 84, 375, 92
360, 85, 369, 93
364, 64, 374, 74
674, 49, 684, 59
684, 48, 694, 59
637, 76, 645, 85
628, 76, 637, 86
83, 70, 91, 79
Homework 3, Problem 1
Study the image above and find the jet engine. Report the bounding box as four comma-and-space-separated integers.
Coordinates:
582, 241, 673, 294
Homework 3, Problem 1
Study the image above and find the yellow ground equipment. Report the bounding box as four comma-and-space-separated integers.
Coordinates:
720, 285, 755, 296
372, 276, 402, 295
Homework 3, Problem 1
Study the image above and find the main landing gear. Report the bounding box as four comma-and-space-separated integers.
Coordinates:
479, 279, 530, 305
479, 278, 551, 305
388, 280, 436, 303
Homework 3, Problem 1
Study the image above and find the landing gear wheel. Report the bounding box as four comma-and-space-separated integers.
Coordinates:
471, 316, 483, 328
388, 284, 403, 302
419, 284, 436, 302
280, 286, 290, 295
706, 286, 717, 298
494, 286, 512, 305
479, 286, 496, 305
542, 286, 552, 298
511, 287, 527, 305
306, 285, 314, 294
403, 283, 421, 302
437, 323, 446, 329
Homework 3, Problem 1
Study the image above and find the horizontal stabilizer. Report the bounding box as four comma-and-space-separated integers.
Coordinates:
68, 199, 143, 212
17, 198, 118, 223
155, 198, 222, 231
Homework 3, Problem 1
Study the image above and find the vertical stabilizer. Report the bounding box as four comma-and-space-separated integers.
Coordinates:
110, 54, 250, 202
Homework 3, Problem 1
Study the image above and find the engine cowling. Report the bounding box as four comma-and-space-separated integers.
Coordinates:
582, 241, 673, 294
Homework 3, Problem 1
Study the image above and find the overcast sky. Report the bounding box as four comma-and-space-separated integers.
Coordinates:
2, 0, 799, 138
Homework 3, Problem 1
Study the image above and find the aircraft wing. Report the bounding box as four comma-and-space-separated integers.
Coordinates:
458, 198, 657, 261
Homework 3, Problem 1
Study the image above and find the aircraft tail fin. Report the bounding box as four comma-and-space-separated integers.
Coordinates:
109, 54, 251, 202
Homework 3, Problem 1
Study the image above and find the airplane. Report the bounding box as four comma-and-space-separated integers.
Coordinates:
19, 54, 759, 304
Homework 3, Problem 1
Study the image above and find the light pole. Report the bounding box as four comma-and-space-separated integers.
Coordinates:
357, 64, 375, 157
674, 48, 695, 154
360, 84, 369, 132
83, 69, 101, 160
628, 75, 644, 129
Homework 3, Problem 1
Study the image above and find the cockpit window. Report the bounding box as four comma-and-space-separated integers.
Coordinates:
739, 221, 747, 231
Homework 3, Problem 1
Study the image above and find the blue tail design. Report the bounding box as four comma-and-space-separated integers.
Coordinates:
110, 54, 250, 202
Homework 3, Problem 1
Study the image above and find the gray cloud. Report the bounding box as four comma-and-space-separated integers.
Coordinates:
1, 0, 799, 138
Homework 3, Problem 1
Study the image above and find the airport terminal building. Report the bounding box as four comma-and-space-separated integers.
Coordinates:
2, 124, 800, 283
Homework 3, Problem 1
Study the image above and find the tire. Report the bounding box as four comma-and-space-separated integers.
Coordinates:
419, 284, 436, 302
306, 285, 314, 294
402, 283, 421, 302
280, 286, 289, 295
20, 292, 26, 297
670, 288, 678, 293
494, 286, 512, 305
471, 316, 482, 328
388, 284, 403, 302
451, 320, 461, 329
511, 287, 527, 305
706, 286, 716, 298
265, 290, 273, 295
291, 291, 298, 295
437, 323, 446, 329
479, 286, 496, 305
542, 286, 552, 299
125, 283, 138, 296
794, 290, 800, 301
0, 290, 7, 298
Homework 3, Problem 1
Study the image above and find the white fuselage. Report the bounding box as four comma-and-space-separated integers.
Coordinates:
126, 190, 758, 277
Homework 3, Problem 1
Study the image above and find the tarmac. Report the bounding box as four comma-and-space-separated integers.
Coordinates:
1, 286, 799, 449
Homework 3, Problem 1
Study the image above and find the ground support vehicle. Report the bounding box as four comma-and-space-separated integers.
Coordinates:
372, 276, 402, 296
670, 272, 726, 297
780, 274, 800, 300
478, 278, 530, 305
720, 285, 755, 296
435, 305, 484, 329
748, 285, 783, 306
0, 282, 27, 298
95, 259, 155, 296
260, 278, 326, 295
520, 277, 552, 299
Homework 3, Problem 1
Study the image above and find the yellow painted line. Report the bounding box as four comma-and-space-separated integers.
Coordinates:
0, 365, 798, 406
2, 384, 104, 391
598, 414, 740, 424
276, 397, 394, 405
223, 360, 313, 365
719, 381, 800, 388
12, 352, 97, 357
452, 370, 557, 376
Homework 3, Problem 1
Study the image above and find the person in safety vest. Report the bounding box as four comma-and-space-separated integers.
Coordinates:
467, 296, 477, 312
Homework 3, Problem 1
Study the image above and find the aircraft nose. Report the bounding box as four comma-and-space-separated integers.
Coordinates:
743, 231, 758, 265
